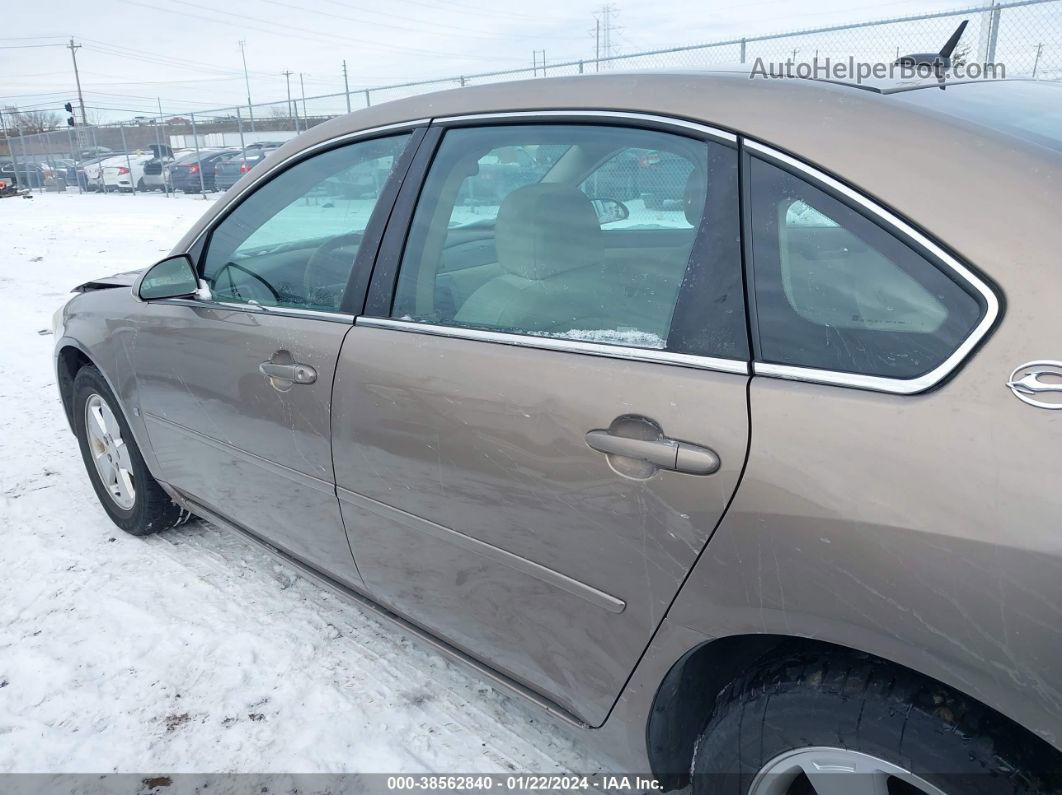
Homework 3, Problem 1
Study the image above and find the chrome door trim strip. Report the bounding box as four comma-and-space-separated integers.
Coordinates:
144, 412, 335, 496
157, 297, 355, 324
356, 317, 750, 375
433, 109, 737, 144
187, 118, 431, 250
743, 138, 1001, 396
171, 489, 589, 728
336, 487, 627, 614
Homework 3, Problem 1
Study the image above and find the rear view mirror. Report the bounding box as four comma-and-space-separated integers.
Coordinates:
138, 254, 199, 300
590, 198, 630, 225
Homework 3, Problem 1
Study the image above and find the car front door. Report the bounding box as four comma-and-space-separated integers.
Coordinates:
331, 117, 750, 724
132, 130, 419, 586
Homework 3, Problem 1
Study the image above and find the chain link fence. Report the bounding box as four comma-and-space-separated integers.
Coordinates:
2, 0, 1059, 195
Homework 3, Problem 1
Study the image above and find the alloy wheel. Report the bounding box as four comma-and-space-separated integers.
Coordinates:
84, 393, 136, 510
748, 747, 948, 795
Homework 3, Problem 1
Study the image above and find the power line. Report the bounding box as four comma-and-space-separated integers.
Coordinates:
265, 0, 590, 42
0, 43, 68, 49
112, 0, 528, 62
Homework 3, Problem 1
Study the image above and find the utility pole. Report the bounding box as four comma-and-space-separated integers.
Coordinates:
595, 17, 600, 72
67, 39, 88, 127
299, 72, 308, 129
239, 40, 256, 133
157, 97, 171, 197
1032, 42, 1044, 78
282, 70, 297, 132
342, 60, 351, 113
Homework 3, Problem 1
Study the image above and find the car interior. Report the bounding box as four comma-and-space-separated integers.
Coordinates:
200, 125, 710, 350
393, 129, 707, 344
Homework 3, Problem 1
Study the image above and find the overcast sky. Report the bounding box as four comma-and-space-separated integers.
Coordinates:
2, 0, 980, 120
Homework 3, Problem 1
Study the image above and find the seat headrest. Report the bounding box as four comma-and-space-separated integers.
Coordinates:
495, 184, 603, 281
684, 167, 707, 226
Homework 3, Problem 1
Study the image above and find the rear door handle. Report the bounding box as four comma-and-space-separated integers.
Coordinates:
585, 429, 720, 476
258, 361, 317, 385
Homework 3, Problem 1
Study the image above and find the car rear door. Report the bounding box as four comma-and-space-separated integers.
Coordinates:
331, 114, 750, 725
132, 128, 423, 586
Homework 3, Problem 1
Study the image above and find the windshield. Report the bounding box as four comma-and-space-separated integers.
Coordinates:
893, 80, 1062, 152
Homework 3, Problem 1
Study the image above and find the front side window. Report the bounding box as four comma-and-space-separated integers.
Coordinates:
202, 133, 411, 312
749, 157, 986, 379
391, 124, 729, 351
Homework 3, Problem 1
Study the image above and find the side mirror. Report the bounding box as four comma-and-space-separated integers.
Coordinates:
138, 254, 201, 301
590, 198, 630, 225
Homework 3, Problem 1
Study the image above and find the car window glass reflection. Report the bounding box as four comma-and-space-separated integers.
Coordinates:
201, 133, 411, 312
391, 124, 714, 349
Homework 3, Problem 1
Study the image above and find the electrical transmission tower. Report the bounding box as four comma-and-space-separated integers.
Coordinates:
595, 5, 620, 71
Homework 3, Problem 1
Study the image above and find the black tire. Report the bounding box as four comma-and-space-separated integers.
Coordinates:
136, 177, 146, 191
72, 365, 186, 536
691, 650, 1060, 795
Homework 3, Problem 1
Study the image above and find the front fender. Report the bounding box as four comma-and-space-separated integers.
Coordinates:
54, 289, 161, 480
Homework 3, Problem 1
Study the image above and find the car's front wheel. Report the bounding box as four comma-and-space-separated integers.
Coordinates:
72, 365, 186, 535
691, 650, 1058, 795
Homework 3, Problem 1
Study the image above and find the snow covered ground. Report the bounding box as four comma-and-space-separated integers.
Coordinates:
0, 192, 605, 775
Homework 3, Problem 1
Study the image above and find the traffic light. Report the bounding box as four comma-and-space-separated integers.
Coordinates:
64, 102, 75, 127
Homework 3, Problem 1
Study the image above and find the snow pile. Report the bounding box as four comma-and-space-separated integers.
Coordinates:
0, 192, 601, 774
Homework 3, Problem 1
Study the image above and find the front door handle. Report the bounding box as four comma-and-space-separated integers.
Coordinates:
585, 429, 720, 476
259, 361, 317, 385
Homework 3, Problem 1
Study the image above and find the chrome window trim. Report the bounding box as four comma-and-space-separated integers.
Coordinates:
432, 110, 738, 144
187, 118, 430, 251
743, 138, 1001, 395
157, 297, 355, 324
356, 317, 749, 375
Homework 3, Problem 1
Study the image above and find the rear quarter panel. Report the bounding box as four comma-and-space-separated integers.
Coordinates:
666, 138, 1062, 750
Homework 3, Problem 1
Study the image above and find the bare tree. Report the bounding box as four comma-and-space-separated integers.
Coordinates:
2, 106, 63, 134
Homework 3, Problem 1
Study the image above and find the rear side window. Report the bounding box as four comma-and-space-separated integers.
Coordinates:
390, 123, 744, 357
748, 157, 985, 379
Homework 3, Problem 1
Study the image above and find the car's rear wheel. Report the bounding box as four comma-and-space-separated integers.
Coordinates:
691, 651, 1058, 795
72, 365, 187, 535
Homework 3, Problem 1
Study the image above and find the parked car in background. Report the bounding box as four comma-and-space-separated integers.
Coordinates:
100, 152, 163, 192
167, 148, 237, 193
80, 154, 128, 192
79, 146, 112, 159
54, 72, 1062, 795
50, 158, 77, 185
141, 155, 170, 191
99, 155, 141, 193
213, 144, 281, 191
38, 162, 67, 192
128, 145, 175, 192
0, 159, 45, 188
